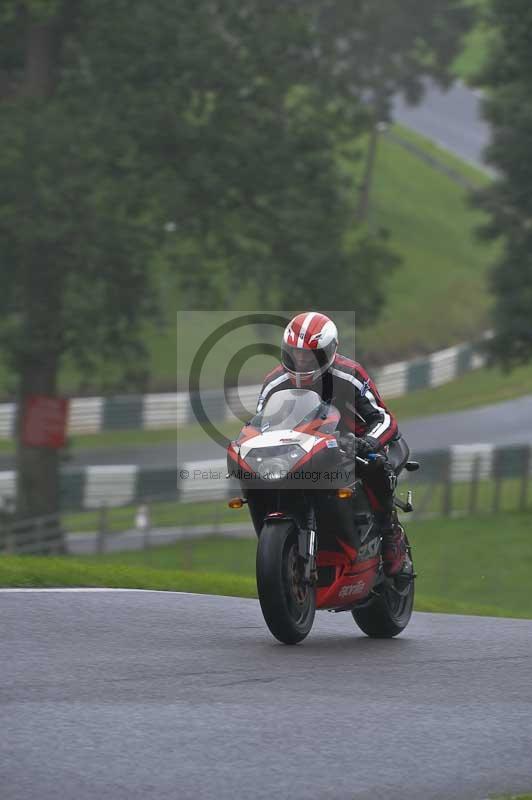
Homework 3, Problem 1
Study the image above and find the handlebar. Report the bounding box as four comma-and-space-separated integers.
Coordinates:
355, 452, 386, 467
334, 432, 386, 467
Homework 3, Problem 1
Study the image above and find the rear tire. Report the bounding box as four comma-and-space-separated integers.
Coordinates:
256, 520, 316, 645
352, 536, 415, 638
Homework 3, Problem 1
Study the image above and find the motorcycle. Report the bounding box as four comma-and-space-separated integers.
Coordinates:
227, 387, 418, 645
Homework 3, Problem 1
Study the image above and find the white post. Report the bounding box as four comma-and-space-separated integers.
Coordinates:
135, 503, 151, 550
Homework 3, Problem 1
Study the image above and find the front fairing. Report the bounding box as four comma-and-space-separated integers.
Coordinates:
226, 388, 344, 489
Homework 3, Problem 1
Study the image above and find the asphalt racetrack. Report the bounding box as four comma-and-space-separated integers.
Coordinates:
2, 589, 531, 800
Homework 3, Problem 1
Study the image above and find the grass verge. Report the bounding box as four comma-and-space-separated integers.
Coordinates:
452, 0, 496, 84
0, 556, 256, 598
3, 511, 532, 620
492, 796, 532, 800
64, 498, 239, 534
355, 122, 495, 363
390, 124, 490, 184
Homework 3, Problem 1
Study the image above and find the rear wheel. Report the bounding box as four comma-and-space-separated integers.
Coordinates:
256, 520, 316, 645
352, 535, 415, 638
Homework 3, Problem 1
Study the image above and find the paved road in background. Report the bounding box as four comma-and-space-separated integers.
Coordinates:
1, 391, 528, 471
2, 590, 531, 800
393, 79, 491, 169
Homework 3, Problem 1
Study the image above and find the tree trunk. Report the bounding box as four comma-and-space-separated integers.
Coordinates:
13, 10, 64, 552
356, 115, 379, 227
23, 17, 56, 99
15, 352, 63, 551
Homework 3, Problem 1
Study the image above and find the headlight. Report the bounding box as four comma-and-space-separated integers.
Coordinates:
245, 444, 305, 480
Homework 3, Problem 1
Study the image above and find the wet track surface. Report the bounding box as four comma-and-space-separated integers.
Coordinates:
2, 590, 532, 800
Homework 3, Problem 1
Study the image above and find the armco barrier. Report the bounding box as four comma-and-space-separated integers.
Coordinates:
0, 512, 64, 554
0, 338, 489, 440
1, 441, 531, 518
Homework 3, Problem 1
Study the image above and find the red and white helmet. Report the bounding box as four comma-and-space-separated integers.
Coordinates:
281, 312, 338, 387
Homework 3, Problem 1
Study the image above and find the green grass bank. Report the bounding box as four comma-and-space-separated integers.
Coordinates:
3, 511, 532, 621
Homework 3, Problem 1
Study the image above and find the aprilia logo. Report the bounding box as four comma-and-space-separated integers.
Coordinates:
338, 580, 365, 598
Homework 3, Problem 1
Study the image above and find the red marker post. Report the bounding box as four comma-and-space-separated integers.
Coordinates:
21, 396, 69, 448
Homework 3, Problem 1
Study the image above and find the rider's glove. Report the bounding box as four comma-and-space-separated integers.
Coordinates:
355, 435, 380, 458
339, 432, 357, 458
339, 434, 377, 457
340, 434, 381, 460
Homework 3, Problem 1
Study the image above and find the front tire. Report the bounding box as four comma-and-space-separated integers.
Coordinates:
352, 535, 415, 638
256, 520, 316, 645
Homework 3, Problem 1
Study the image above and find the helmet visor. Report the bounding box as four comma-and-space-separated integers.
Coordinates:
281, 343, 333, 374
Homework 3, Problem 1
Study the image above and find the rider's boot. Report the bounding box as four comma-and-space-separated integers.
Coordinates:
378, 512, 407, 577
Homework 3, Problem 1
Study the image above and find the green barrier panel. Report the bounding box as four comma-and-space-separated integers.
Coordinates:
493, 445, 530, 479
102, 395, 144, 431
406, 358, 431, 392
136, 467, 179, 500
188, 389, 228, 426
60, 469, 86, 511
456, 343, 474, 375
411, 449, 450, 482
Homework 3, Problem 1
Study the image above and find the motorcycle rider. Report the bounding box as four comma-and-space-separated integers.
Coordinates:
256, 311, 408, 576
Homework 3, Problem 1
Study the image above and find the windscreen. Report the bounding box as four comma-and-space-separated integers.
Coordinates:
251, 389, 325, 432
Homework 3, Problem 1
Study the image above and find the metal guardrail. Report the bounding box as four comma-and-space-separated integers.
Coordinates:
0, 512, 64, 555
0, 338, 488, 439
1, 442, 530, 554
1, 442, 530, 516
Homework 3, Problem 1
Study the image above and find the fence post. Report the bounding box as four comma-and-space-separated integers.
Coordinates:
182, 536, 194, 571
97, 504, 107, 554
492, 451, 502, 514
468, 456, 480, 516
144, 501, 151, 551
519, 447, 530, 512
442, 454, 453, 517
212, 500, 222, 537
1, 499, 15, 553
36, 516, 44, 553
135, 503, 151, 551
4, 518, 14, 554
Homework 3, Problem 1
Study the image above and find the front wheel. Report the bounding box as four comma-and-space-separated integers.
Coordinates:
352, 535, 415, 638
256, 520, 316, 645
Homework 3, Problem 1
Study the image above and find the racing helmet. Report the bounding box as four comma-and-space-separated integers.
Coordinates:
281, 312, 338, 387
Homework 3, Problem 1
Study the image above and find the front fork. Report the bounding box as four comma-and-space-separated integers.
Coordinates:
298, 509, 318, 585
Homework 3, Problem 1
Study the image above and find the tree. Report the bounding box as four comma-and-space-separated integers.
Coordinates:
153, 2, 397, 318
0, 1, 399, 533
0, 2, 170, 529
314, 0, 475, 221
474, 0, 532, 367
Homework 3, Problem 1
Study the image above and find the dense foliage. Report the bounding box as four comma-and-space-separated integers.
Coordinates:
0, 1, 472, 519
476, 0, 532, 367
